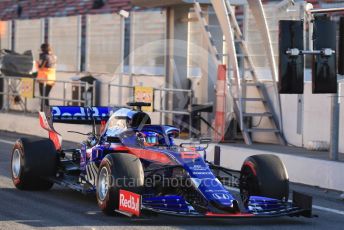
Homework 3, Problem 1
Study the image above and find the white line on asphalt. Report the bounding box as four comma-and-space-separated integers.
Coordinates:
0, 139, 15, 145
313, 205, 344, 216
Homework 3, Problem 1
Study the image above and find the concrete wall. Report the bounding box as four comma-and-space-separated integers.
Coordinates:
131, 10, 166, 76
49, 16, 80, 72
302, 83, 332, 146
280, 92, 303, 146
86, 14, 123, 73
15, 19, 43, 60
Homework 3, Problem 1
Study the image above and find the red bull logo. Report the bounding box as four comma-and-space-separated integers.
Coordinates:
119, 190, 141, 216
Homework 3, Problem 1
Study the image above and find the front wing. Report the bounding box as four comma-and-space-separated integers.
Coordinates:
123, 191, 313, 218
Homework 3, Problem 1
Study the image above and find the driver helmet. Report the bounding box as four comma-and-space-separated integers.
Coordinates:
142, 131, 159, 146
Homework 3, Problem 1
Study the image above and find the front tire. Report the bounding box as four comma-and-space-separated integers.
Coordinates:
11, 138, 57, 190
96, 153, 144, 215
239, 154, 289, 206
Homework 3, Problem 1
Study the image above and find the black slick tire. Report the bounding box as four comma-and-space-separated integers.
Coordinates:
239, 154, 289, 206
96, 153, 144, 215
11, 138, 57, 190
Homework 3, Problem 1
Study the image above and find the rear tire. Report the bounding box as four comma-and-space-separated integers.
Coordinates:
11, 138, 57, 190
239, 154, 289, 206
96, 153, 144, 215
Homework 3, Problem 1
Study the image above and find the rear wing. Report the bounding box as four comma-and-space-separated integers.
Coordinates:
51, 106, 116, 124
39, 106, 117, 150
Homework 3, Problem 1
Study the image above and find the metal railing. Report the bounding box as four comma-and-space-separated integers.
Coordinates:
0, 75, 90, 113
107, 82, 195, 137
0, 75, 198, 138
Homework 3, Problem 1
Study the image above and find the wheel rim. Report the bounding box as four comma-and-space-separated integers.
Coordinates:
12, 149, 21, 178
98, 167, 110, 201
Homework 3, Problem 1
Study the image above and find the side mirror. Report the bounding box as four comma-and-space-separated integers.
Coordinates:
168, 130, 179, 139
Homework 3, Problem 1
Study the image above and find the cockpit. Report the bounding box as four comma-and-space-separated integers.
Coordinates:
103, 108, 151, 136
102, 108, 180, 147
135, 125, 180, 147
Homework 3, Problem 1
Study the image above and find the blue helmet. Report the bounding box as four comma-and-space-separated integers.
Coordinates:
142, 131, 159, 146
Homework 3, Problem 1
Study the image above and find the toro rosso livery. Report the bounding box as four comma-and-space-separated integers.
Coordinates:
11, 102, 313, 218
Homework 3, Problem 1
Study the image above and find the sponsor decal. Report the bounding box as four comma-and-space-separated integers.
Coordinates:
205, 189, 229, 193
192, 171, 213, 175
212, 193, 230, 200
20, 78, 34, 98
51, 106, 110, 121
119, 190, 141, 216
134, 86, 154, 112
190, 165, 208, 171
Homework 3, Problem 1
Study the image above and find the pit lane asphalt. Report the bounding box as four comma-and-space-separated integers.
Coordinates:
0, 131, 344, 230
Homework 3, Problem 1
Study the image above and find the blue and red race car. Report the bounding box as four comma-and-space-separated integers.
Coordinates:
10, 102, 313, 218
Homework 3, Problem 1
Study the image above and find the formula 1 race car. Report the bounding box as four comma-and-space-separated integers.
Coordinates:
10, 102, 313, 218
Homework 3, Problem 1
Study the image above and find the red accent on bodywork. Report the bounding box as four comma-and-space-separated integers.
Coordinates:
180, 151, 200, 159
100, 120, 106, 134
184, 146, 196, 151
111, 146, 129, 152
127, 147, 172, 164
243, 161, 257, 176
49, 131, 62, 150
205, 212, 254, 217
39, 112, 62, 150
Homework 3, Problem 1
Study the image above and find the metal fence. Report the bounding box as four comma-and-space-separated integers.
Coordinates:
107, 82, 194, 137
0, 75, 91, 113
0, 74, 197, 138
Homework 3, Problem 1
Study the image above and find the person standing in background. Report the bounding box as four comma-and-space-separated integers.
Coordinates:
36, 43, 57, 111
